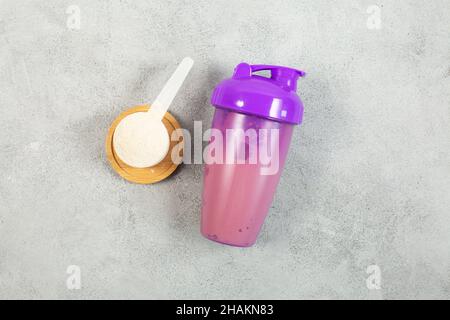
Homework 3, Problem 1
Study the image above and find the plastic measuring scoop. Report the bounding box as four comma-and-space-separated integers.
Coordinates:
113, 57, 194, 168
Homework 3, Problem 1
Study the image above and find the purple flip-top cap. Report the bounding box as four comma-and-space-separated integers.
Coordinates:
211, 63, 306, 125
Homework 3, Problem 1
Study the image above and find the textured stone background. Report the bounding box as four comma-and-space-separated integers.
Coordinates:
0, 0, 449, 300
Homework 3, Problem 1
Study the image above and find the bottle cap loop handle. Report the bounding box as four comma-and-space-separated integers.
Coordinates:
233, 63, 305, 91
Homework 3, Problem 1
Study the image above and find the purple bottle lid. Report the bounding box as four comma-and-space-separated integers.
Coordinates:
211, 63, 306, 125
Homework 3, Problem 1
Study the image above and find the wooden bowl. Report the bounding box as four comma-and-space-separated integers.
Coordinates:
105, 105, 183, 184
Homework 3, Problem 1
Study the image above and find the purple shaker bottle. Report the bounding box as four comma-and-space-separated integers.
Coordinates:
201, 63, 306, 247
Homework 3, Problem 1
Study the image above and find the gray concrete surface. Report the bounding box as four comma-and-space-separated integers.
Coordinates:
0, 0, 449, 300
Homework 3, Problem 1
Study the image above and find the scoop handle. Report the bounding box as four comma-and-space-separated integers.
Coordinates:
148, 57, 194, 121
